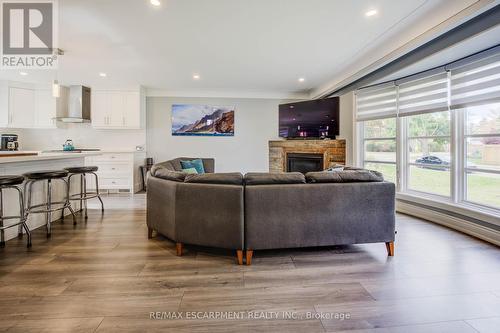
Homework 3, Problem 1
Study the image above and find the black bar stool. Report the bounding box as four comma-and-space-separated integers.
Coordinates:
0, 175, 31, 248
64, 166, 104, 219
24, 170, 77, 237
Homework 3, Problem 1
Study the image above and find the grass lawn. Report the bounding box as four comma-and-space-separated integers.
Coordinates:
467, 172, 500, 208
365, 163, 500, 208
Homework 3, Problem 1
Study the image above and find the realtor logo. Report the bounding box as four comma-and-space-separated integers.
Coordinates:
1, 0, 58, 68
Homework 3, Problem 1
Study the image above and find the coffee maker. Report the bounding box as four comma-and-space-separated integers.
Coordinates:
1, 134, 19, 151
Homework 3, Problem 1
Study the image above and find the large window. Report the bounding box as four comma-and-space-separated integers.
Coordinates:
406, 111, 451, 197
463, 103, 500, 209
362, 118, 396, 183
355, 48, 500, 216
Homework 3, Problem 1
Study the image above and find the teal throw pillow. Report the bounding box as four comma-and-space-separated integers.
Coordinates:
181, 159, 205, 174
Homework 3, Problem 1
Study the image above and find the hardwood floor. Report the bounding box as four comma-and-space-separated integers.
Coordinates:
0, 193, 499, 332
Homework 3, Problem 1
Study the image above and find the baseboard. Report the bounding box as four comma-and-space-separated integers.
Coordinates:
396, 200, 500, 246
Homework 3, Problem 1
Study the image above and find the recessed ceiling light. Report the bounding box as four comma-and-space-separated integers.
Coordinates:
99, 72, 107, 77
298, 78, 305, 83
150, 0, 161, 7
20, 72, 28, 76
193, 74, 200, 80
365, 9, 377, 17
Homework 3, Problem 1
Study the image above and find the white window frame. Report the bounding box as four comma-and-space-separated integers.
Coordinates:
460, 106, 500, 212
356, 89, 500, 224
401, 112, 453, 199
359, 118, 397, 184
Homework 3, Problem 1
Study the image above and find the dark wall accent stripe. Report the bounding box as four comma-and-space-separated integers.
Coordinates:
326, 4, 500, 97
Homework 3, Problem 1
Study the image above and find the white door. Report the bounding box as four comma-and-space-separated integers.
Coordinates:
9, 87, 35, 128
91, 91, 109, 127
123, 92, 140, 128
35, 89, 56, 128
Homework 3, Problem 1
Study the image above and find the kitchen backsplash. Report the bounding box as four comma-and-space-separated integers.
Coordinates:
0, 123, 146, 151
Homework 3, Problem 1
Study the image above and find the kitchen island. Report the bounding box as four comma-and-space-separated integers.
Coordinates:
0, 152, 101, 242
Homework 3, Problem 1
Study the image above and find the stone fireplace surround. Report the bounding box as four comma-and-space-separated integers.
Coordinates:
269, 139, 346, 173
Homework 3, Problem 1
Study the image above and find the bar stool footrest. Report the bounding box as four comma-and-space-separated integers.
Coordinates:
0, 215, 25, 221
69, 193, 100, 200
0, 219, 27, 230
27, 202, 71, 214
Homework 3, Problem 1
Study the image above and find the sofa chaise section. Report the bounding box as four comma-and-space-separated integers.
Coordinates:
244, 173, 395, 264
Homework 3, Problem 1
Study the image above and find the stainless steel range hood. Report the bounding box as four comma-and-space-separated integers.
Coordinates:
55, 85, 91, 123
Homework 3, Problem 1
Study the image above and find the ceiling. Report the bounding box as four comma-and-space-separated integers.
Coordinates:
0, 0, 493, 98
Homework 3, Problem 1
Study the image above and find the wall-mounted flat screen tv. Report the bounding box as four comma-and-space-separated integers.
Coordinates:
279, 97, 339, 139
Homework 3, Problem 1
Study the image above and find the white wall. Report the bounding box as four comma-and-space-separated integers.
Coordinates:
146, 95, 355, 173
1, 124, 146, 151
147, 97, 290, 173
339, 92, 355, 166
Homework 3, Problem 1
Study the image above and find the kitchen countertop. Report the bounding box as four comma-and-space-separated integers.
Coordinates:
100, 150, 146, 153
0, 151, 102, 164
40, 149, 146, 154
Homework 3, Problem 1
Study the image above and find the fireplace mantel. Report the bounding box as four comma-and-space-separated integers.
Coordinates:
269, 139, 346, 173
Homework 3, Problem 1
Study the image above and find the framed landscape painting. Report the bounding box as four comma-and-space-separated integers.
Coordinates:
171, 104, 235, 136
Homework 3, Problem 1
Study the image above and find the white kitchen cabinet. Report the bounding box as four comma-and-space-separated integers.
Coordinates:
85, 152, 145, 193
91, 91, 109, 127
0, 81, 58, 129
91, 89, 143, 129
123, 92, 141, 128
9, 87, 35, 128
34, 89, 57, 128
109, 92, 125, 127
0, 81, 9, 127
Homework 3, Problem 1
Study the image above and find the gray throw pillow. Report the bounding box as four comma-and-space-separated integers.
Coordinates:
245, 172, 306, 185
326, 165, 344, 172
184, 173, 244, 185
153, 168, 187, 182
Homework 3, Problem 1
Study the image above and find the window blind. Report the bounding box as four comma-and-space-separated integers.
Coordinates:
396, 71, 449, 117
449, 52, 500, 109
355, 83, 397, 121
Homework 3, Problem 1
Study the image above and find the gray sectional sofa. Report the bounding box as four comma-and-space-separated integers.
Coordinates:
147, 158, 396, 265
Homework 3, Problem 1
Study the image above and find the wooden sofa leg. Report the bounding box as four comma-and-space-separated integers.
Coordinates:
246, 250, 253, 266
386, 241, 394, 256
147, 228, 153, 239
176, 243, 183, 256
236, 250, 243, 265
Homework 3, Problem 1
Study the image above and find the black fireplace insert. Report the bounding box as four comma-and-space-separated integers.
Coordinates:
286, 153, 324, 174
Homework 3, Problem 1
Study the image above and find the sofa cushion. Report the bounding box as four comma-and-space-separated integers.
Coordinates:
181, 159, 205, 174
245, 172, 306, 185
184, 172, 244, 185
153, 168, 187, 182
344, 166, 365, 171
306, 169, 384, 183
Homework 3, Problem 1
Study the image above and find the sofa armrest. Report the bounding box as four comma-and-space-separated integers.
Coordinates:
147, 176, 178, 240
175, 183, 244, 250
